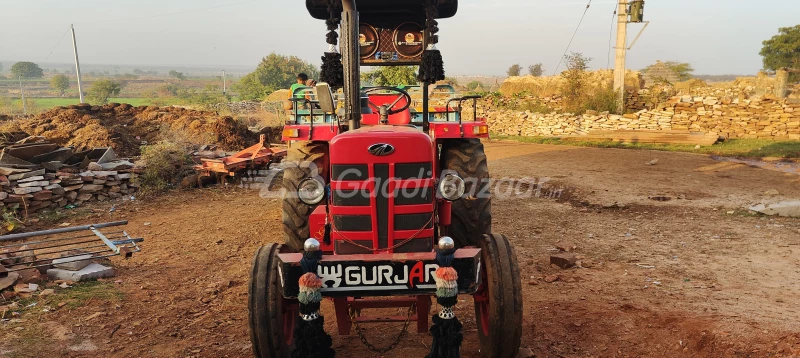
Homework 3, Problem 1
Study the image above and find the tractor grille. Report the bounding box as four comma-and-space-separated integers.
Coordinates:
395, 162, 432, 179
332, 189, 371, 206
394, 187, 433, 205
394, 213, 433, 231
332, 161, 433, 253
333, 215, 372, 231
332, 164, 369, 181
375, 164, 390, 249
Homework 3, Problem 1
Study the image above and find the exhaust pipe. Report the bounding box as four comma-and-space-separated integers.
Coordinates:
340, 0, 361, 130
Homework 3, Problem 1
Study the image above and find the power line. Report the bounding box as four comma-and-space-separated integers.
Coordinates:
606, 8, 617, 69
550, 0, 592, 76
44, 26, 71, 61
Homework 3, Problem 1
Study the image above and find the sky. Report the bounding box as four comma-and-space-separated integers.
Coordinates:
1, 0, 798, 76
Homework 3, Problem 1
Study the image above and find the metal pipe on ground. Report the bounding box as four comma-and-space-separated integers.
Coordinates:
0, 221, 128, 242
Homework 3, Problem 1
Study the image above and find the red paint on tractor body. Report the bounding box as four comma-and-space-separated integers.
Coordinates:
326, 125, 436, 254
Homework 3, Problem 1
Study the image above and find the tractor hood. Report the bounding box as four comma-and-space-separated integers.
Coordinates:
329, 125, 434, 166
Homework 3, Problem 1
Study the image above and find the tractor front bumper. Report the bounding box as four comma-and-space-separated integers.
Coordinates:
277, 249, 482, 298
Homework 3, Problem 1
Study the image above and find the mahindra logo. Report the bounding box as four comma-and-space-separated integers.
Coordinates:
368, 143, 395, 156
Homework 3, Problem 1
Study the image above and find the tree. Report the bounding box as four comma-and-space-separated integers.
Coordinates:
10, 62, 44, 79
507, 64, 522, 77
760, 25, 800, 81
235, 53, 319, 101
168, 70, 186, 80
87, 79, 122, 104
528, 63, 544, 77
466, 80, 481, 91
362, 66, 418, 86
50, 74, 70, 96
642, 61, 694, 82
560, 52, 591, 106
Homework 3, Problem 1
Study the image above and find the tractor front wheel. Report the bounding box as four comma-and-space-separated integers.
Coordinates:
282, 141, 328, 251
473, 233, 523, 358
441, 139, 492, 248
249, 243, 296, 358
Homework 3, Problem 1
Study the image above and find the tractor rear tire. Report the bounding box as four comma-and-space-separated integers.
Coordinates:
249, 243, 294, 358
281, 141, 328, 252
441, 139, 492, 248
473, 233, 523, 358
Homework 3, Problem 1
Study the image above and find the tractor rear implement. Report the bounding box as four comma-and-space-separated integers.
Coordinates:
194, 134, 286, 181
248, 1, 523, 357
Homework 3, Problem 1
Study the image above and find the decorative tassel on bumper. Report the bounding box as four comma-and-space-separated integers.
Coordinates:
291, 239, 335, 358
426, 237, 463, 358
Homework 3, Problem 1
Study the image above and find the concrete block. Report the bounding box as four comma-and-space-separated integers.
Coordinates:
750, 201, 800, 218
52, 254, 94, 271
47, 263, 115, 282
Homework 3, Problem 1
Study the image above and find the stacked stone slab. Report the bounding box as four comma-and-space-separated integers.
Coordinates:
1, 170, 138, 213
484, 95, 800, 140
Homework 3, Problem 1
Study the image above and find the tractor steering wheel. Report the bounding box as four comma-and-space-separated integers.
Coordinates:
363, 86, 412, 116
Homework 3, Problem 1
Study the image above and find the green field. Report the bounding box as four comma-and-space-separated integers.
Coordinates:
494, 135, 800, 159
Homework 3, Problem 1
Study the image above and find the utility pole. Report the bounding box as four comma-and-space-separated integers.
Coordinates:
18, 76, 27, 115
613, 0, 628, 112
71, 24, 85, 103
222, 70, 227, 95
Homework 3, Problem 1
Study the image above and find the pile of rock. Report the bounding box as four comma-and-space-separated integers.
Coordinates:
0, 245, 46, 300
0, 137, 139, 214
0, 248, 115, 300
485, 94, 800, 140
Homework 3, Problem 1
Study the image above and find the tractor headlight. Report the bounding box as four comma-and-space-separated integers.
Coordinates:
438, 173, 465, 201
298, 178, 326, 205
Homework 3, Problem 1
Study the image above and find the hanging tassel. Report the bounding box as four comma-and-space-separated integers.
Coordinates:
418, 48, 445, 83
426, 262, 463, 358
292, 252, 335, 358
320, 51, 344, 90
319, 0, 343, 91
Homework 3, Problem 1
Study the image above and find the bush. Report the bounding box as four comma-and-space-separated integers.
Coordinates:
557, 52, 620, 115
576, 84, 619, 114
134, 141, 192, 195
87, 79, 122, 105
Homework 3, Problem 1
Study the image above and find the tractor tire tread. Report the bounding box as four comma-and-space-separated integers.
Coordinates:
282, 142, 328, 252
442, 139, 492, 248
475, 233, 523, 358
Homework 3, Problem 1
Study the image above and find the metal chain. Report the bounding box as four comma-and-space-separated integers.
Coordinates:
331, 215, 434, 253
348, 303, 416, 354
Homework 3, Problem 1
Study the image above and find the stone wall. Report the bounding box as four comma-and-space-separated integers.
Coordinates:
486, 94, 800, 140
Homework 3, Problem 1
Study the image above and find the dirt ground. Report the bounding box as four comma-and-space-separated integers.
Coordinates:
2, 140, 800, 358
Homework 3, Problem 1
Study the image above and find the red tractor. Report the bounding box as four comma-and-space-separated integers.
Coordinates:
249, 1, 522, 357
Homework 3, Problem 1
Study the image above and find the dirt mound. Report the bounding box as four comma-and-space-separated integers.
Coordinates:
5, 103, 258, 156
